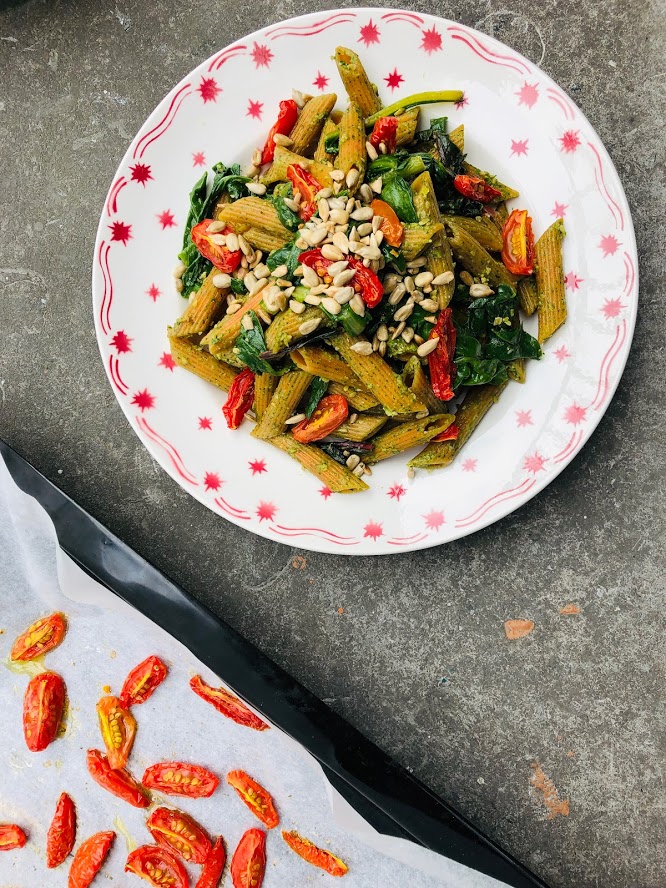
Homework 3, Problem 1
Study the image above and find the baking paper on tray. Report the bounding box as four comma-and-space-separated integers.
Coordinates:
0, 455, 508, 888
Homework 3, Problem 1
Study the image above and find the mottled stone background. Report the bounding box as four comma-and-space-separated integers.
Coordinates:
1, 1, 664, 886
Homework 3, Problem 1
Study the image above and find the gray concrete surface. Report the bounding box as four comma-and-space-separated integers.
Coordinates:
1, 1, 665, 885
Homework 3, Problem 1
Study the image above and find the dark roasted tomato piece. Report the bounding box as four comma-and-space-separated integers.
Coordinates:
292, 394, 348, 444
195, 837, 226, 888
227, 770, 279, 829
87, 749, 149, 808
0, 824, 27, 851
427, 308, 457, 401
119, 655, 168, 708
501, 209, 535, 275
191, 220, 242, 273
189, 675, 269, 731
125, 844, 188, 888
11, 612, 67, 661
286, 163, 320, 221
223, 368, 255, 430
432, 423, 459, 443
368, 116, 398, 153
68, 830, 115, 888
453, 174, 502, 204
147, 807, 211, 864
230, 829, 266, 888
46, 792, 76, 868
261, 99, 299, 165
23, 671, 66, 752
142, 761, 219, 798
96, 696, 137, 770
282, 830, 348, 877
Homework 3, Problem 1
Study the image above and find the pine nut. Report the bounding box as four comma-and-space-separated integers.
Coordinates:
357, 222, 373, 236
349, 294, 366, 317
378, 342, 386, 358
309, 283, 328, 296
346, 454, 360, 469
370, 178, 383, 193
243, 272, 257, 292
470, 283, 494, 298
365, 140, 378, 160
273, 133, 292, 147
321, 297, 341, 315
209, 233, 227, 246
226, 301, 242, 314
432, 271, 455, 286
460, 270, 474, 286
304, 293, 322, 305
292, 88, 305, 107
332, 231, 350, 254
308, 226, 329, 245
283, 197, 299, 212
285, 413, 305, 424
419, 298, 439, 312
374, 230, 384, 246
351, 341, 373, 355
257, 307, 273, 325
346, 168, 360, 190
372, 215, 383, 232
377, 324, 389, 342
330, 209, 349, 225
378, 141, 387, 154
299, 318, 322, 336
253, 263, 270, 279
172, 261, 187, 279
402, 326, 415, 343
394, 304, 413, 322
350, 207, 374, 221
318, 200, 330, 222
212, 273, 231, 289
302, 265, 320, 288
290, 299, 305, 314
175, 278, 184, 293
353, 463, 366, 476
206, 221, 226, 233
247, 181, 266, 196
404, 275, 415, 293
316, 187, 333, 199
414, 271, 434, 288
333, 269, 355, 287
330, 169, 345, 182
271, 264, 288, 279
252, 148, 263, 166
388, 283, 406, 305
417, 337, 440, 357
391, 321, 406, 339
359, 183, 373, 203
334, 286, 354, 304
349, 413, 358, 424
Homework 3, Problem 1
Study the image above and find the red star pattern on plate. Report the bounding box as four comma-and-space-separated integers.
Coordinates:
109, 220, 131, 245
515, 409, 533, 428
110, 330, 132, 353
599, 234, 621, 257
319, 486, 332, 499
129, 163, 152, 186
203, 471, 222, 491
510, 139, 529, 157
553, 345, 571, 363
564, 404, 586, 425
192, 152, 206, 167
601, 297, 625, 319
198, 417, 213, 431
516, 82, 539, 109
159, 352, 176, 371
246, 99, 263, 120
565, 271, 583, 291
359, 20, 380, 46
420, 26, 443, 53
551, 201, 568, 218
424, 510, 445, 530
313, 71, 329, 91
363, 521, 383, 540
257, 501, 277, 521
462, 458, 477, 472
560, 130, 581, 153
249, 458, 267, 475
198, 76, 221, 103
251, 42, 273, 69
523, 452, 546, 474
146, 284, 161, 301
131, 389, 155, 411
387, 483, 406, 501
157, 210, 176, 229
384, 68, 404, 91
454, 95, 469, 109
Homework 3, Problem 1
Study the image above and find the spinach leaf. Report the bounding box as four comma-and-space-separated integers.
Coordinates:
207, 162, 250, 208
455, 356, 508, 388
367, 151, 427, 182
381, 173, 418, 223
486, 325, 541, 362
304, 377, 329, 418
438, 195, 484, 218
414, 116, 449, 145
409, 304, 437, 340
235, 312, 291, 375
271, 183, 301, 231
230, 277, 247, 296
435, 132, 466, 177
380, 241, 406, 274
320, 440, 373, 465
266, 241, 302, 278
180, 254, 210, 299
181, 172, 208, 252
320, 302, 369, 336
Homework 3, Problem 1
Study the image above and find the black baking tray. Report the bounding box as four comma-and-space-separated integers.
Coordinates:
1, 439, 548, 888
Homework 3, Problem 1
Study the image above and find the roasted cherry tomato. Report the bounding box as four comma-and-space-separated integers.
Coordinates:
292, 394, 349, 444
142, 761, 219, 798
427, 308, 457, 402
119, 655, 168, 708
87, 749, 149, 808
227, 770, 279, 829
370, 199, 404, 247
0, 824, 27, 851
125, 844, 188, 888
195, 837, 226, 888
453, 174, 502, 204
261, 99, 299, 165
191, 220, 242, 273
11, 612, 67, 661
368, 116, 398, 154
432, 423, 459, 443
190, 675, 269, 731
23, 671, 66, 752
286, 163, 320, 221
282, 830, 348, 877
223, 368, 255, 430
96, 696, 137, 770
501, 208, 535, 275
299, 249, 383, 309
147, 807, 211, 864
68, 830, 115, 888
231, 828, 266, 888
47, 792, 76, 868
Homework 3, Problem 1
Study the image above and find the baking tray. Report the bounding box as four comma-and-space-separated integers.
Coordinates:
1, 439, 548, 888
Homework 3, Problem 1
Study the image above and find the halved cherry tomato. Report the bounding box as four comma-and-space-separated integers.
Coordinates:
11, 612, 67, 661
190, 675, 269, 731
96, 696, 136, 770
195, 837, 226, 888
46, 792, 76, 868
368, 116, 398, 154
142, 761, 219, 798
261, 99, 299, 165
119, 655, 168, 708
68, 830, 115, 888
87, 749, 149, 808
223, 368, 255, 430
299, 249, 383, 308
147, 807, 211, 864
432, 423, 459, 443
287, 164, 320, 221
0, 824, 27, 851
501, 209, 535, 275
227, 770, 279, 829
427, 308, 457, 401
453, 174, 502, 203
282, 830, 348, 877
230, 828, 266, 888
23, 671, 66, 752
191, 220, 242, 273
292, 394, 348, 444
125, 844, 188, 888
370, 199, 404, 247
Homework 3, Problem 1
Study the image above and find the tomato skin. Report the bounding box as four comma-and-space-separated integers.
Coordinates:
119, 655, 168, 708
299, 250, 383, 308
195, 837, 226, 888
142, 761, 219, 798
23, 671, 66, 752
96, 696, 137, 770
47, 792, 76, 868
292, 394, 349, 444
453, 174, 502, 203
125, 844, 189, 888
11, 612, 67, 661
147, 807, 211, 864
223, 368, 255, 430
501, 209, 535, 275
261, 99, 299, 165
432, 423, 459, 443
282, 830, 348, 877
287, 164, 320, 221
230, 828, 266, 888
369, 199, 404, 247
87, 749, 149, 808
189, 675, 269, 731
68, 830, 115, 888
427, 309, 457, 401
368, 116, 398, 153
191, 220, 242, 273
0, 824, 27, 851
227, 770, 279, 829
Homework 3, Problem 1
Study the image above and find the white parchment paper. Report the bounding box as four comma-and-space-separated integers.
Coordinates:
0, 455, 508, 888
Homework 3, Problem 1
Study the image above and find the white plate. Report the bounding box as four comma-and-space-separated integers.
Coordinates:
93, 9, 638, 555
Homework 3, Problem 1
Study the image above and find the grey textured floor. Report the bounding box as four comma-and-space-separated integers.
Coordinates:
1, 1, 665, 886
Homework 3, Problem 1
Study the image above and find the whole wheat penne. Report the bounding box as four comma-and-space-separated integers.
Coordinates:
168, 330, 238, 391
201, 289, 267, 355
366, 415, 455, 463
334, 46, 382, 117
536, 219, 567, 343
402, 357, 448, 414
494, 201, 510, 229
254, 373, 278, 421
446, 220, 517, 289
241, 227, 291, 252
395, 108, 420, 146
217, 197, 292, 240
265, 306, 330, 354
464, 162, 519, 201
448, 124, 465, 152
327, 382, 380, 412
333, 413, 388, 442
172, 270, 227, 338
269, 434, 368, 492
402, 222, 444, 260
314, 117, 338, 164
441, 215, 503, 252
252, 370, 313, 440
289, 94, 337, 157
330, 331, 426, 415
507, 359, 526, 383
336, 102, 366, 189
292, 345, 363, 387
261, 146, 333, 189
518, 276, 539, 316
411, 171, 455, 308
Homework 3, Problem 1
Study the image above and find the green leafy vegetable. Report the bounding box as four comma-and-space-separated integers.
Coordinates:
380, 173, 418, 223
409, 304, 437, 340
271, 183, 301, 231
230, 278, 247, 296
324, 132, 339, 155
381, 241, 407, 273
367, 151, 427, 182
266, 241, 302, 278
320, 302, 369, 336
235, 312, 291, 375
304, 377, 329, 418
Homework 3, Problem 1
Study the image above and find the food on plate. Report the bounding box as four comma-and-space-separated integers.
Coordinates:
87, 748, 150, 808
230, 828, 266, 888
68, 830, 115, 888
46, 792, 77, 868
0, 824, 27, 851
119, 655, 168, 707
23, 671, 66, 752
189, 675, 269, 731
96, 695, 137, 769
282, 829, 348, 876
195, 837, 227, 888
11, 611, 67, 661
142, 761, 219, 798
125, 844, 189, 888
226, 770, 279, 828
147, 806, 211, 864
170, 46, 565, 489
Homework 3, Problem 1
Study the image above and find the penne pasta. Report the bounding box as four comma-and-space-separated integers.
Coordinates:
411, 171, 455, 308
536, 219, 567, 343
464, 163, 519, 201
441, 214, 503, 252
241, 227, 291, 252
445, 219, 518, 289
172, 270, 227, 338
333, 413, 388, 442
507, 359, 526, 383
334, 46, 382, 117
217, 197, 292, 240
366, 415, 456, 463
201, 289, 267, 355
251, 370, 313, 440
518, 276, 539, 316
269, 434, 368, 492
292, 345, 363, 387
402, 222, 444, 260
168, 330, 238, 391
402, 357, 448, 415
395, 108, 420, 146
254, 373, 278, 421
264, 306, 329, 354
289, 94, 337, 157
261, 146, 333, 189
448, 123, 465, 152
327, 382, 380, 412
336, 102, 366, 189
314, 117, 338, 164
